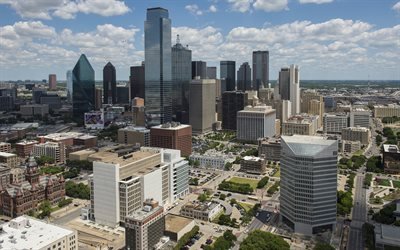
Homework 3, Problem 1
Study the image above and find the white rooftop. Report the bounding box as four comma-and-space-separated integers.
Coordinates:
282, 135, 337, 157
152, 123, 191, 130
0, 216, 75, 249
383, 144, 399, 153
0, 152, 16, 157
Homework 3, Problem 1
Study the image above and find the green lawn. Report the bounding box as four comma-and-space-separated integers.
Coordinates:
392, 180, 400, 188
228, 177, 259, 189
272, 169, 280, 177
376, 179, 391, 187
238, 202, 253, 212
353, 149, 364, 156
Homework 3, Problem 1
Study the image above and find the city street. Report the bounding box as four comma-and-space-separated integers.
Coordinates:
347, 174, 367, 250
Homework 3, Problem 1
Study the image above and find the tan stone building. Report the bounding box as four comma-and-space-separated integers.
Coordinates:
342, 126, 370, 145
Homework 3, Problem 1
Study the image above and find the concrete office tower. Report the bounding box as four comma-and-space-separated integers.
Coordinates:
323, 113, 349, 134
374, 104, 400, 118
237, 62, 251, 91
301, 91, 324, 114
172, 35, 192, 123
72, 54, 95, 117
207, 66, 217, 79
280, 135, 338, 235
94, 88, 102, 110
66, 70, 73, 102
130, 63, 145, 99
237, 105, 276, 142
132, 97, 146, 126
125, 202, 165, 250
145, 7, 172, 126
118, 126, 150, 146
222, 91, 247, 130
103, 62, 116, 104
350, 108, 370, 128
252, 51, 269, 91
220, 61, 236, 91
192, 61, 207, 79
282, 100, 292, 122
189, 79, 216, 135
32, 142, 66, 164
278, 65, 300, 114
150, 122, 192, 157
342, 127, 371, 145
48, 74, 56, 90
90, 148, 188, 227
308, 99, 324, 128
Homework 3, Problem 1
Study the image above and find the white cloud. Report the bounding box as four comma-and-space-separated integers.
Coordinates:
185, 4, 203, 16
392, 1, 400, 13
253, 0, 288, 12
0, 0, 131, 19
298, 0, 333, 4
227, 0, 253, 12
209, 5, 218, 12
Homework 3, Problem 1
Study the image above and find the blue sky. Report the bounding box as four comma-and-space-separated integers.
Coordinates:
0, 0, 399, 81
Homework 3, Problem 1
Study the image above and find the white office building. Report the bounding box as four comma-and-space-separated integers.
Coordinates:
32, 141, 66, 164
0, 215, 77, 250
282, 100, 292, 122
323, 113, 349, 134
90, 147, 188, 227
280, 135, 338, 235
237, 105, 276, 142
350, 108, 370, 128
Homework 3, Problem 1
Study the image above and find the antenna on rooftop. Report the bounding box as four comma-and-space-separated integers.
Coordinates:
176, 34, 180, 44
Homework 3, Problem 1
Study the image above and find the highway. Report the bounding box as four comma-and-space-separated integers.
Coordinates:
347, 174, 367, 250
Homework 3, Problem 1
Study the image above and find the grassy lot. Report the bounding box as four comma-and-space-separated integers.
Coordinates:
392, 180, 400, 188
272, 169, 280, 177
376, 179, 391, 187
228, 177, 259, 189
211, 210, 225, 223
238, 202, 253, 212
353, 149, 364, 156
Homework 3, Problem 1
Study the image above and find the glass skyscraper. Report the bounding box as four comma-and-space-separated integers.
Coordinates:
144, 7, 172, 126
237, 62, 251, 91
172, 36, 192, 123
103, 62, 116, 104
220, 61, 236, 91
66, 70, 72, 102
252, 51, 269, 91
72, 54, 95, 117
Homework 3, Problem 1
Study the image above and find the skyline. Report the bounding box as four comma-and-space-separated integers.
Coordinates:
0, 0, 399, 81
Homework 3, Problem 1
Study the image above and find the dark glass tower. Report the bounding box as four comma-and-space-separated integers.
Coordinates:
172, 35, 192, 123
252, 51, 269, 90
222, 91, 247, 130
72, 54, 95, 118
103, 62, 116, 104
144, 7, 172, 126
191, 61, 207, 79
130, 63, 145, 99
237, 62, 251, 91
220, 61, 236, 91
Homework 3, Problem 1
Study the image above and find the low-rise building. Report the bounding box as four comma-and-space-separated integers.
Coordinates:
258, 137, 281, 162
15, 140, 38, 157
180, 201, 223, 221
164, 214, 195, 242
125, 200, 165, 250
0, 142, 11, 153
20, 104, 49, 118
373, 104, 400, 118
240, 156, 266, 175
68, 149, 96, 161
150, 123, 192, 157
0, 152, 18, 168
189, 153, 234, 169
383, 144, 400, 174
118, 126, 150, 146
350, 108, 370, 128
342, 126, 370, 145
282, 114, 319, 136
323, 113, 349, 134
32, 141, 66, 164
0, 215, 77, 250
342, 140, 361, 154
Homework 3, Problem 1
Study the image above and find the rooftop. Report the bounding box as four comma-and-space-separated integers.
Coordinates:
343, 126, 370, 132
119, 126, 150, 132
40, 132, 84, 141
165, 214, 194, 233
282, 135, 337, 157
182, 201, 220, 212
383, 144, 400, 153
243, 156, 262, 162
16, 140, 38, 145
151, 122, 191, 130
126, 206, 163, 222
375, 224, 400, 246
94, 148, 159, 166
0, 216, 74, 249
0, 152, 16, 158
239, 105, 275, 114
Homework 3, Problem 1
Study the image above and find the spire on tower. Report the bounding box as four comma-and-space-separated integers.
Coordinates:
176, 34, 180, 44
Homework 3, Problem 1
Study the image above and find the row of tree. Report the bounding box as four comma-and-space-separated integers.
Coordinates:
218, 180, 253, 194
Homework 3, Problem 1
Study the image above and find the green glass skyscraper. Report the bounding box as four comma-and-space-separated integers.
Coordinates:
72, 54, 95, 117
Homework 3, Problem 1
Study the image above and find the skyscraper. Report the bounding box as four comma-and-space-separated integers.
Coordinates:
66, 70, 72, 102
145, 7, 172, 126
48, 74, 57, 90
191, 61, 207, 79
237, 62, 251, 91
172, 35, 192, 123
103, 62, 116, 104
207, 66, 217, 79
130, 63, 145, 100
72, 54, 95, 118
280, 135, 337, 235
220, 61, 236, 91
222, 91, 247, 130
278, 65, 300, 115
252, 51, 269, 91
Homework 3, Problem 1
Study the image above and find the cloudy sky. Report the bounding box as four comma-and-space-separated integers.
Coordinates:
0, 0, 399, 81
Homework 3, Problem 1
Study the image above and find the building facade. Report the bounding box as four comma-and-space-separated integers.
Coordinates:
118, 126, 150, 146
280, 135, 338, 235
350, 108, 370, 128
374, 104, 400, 118
72, 54, 95, 118
240, 156, 266, 175
258, 138, 281, 162
150, 123, 192, 157
237, 62, 251, 91
323, 114, 349, 134
180, 201, 223, 221
252, 51, 269, 91
191, 61, 207, 79
48, 74, 57, 90
0, 152, 18, 168
220, 61, 236, 91
222, 91, 247, 130
0, 142, 11, 153
103, 62, 117, 104
341, 127, 370, 145
32, 142, 66, 164
130, 63, 145, 99
237, 105, 276, 142
277, 65, 300, 115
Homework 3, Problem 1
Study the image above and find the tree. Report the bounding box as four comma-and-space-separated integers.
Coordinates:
198, 193, 208, 202
38, 200, 52, 219
257, 177, 269, 188
314, 242, 335, 250
65, 181, 90, 200
240, 230, 289, 250
219, 193, 226, 201
230, 198, 237, 205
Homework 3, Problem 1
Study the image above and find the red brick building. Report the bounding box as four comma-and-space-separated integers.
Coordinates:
0, 157, 65, 218
150, 123, 192, 157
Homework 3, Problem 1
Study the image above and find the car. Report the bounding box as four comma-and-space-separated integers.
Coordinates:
206, 239, 213, 245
